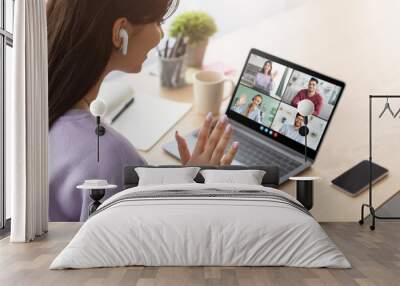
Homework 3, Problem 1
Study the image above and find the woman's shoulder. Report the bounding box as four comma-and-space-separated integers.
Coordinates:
103, 123, 144, 161
50, 109, 146, 166
51, 109, 124, 144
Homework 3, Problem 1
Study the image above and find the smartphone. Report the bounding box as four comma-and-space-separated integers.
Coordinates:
331, 160, 388, 197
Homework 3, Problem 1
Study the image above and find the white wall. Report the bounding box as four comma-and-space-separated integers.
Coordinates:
144, 0, 303, 67
163, 0, 302, 37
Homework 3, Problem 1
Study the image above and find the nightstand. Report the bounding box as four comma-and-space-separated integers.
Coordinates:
77, 180, 117, 215
289, 177, 320, 210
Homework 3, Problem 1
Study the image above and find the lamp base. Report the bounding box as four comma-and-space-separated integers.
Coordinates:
299, 126, 309, 136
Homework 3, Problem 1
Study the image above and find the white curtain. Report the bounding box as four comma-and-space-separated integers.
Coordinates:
8, 0, 49, 242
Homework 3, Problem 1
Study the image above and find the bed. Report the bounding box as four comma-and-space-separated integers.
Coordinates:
50, 165, 350, 269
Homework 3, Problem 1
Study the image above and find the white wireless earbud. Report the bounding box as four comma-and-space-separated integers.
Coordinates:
119, 28, 129, 56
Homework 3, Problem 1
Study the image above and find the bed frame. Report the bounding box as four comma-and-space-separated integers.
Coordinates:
123, 165, 280, 190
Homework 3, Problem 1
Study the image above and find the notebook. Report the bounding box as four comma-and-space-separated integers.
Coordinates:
98, 71, 192, 151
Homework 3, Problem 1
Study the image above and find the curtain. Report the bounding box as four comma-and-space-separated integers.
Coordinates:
8, 0, 49, 242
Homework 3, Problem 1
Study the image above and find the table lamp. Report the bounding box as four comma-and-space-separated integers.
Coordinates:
297, 99, 315, 162
76, 99, 115, 217
90, 99, 107, 162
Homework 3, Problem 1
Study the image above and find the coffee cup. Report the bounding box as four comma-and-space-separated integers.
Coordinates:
193, 70, 235, 115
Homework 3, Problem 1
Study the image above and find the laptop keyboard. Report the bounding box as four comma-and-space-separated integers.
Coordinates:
232, 132, 302, 176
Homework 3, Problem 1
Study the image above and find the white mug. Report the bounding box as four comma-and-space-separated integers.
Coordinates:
193, 70, 235, 115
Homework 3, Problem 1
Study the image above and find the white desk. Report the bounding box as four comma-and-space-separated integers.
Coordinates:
135, 0, 400, 221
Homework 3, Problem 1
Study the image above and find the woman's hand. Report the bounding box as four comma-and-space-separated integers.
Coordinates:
175, 113, 239, 166
237, 94, 247, 106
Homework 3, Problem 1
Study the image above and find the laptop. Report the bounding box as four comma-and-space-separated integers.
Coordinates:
163, 48, 345, 184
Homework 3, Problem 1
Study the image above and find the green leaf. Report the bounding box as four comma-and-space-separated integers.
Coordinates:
169, 11, 217, 45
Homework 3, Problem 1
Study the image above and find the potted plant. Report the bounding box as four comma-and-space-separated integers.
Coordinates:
169, 11, 217, 67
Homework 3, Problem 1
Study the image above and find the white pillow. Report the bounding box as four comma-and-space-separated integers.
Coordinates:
135, 167, 200, 186
200, 169, 266, 185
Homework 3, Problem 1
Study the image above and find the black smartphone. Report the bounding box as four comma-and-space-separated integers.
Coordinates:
331, 160, 388, 197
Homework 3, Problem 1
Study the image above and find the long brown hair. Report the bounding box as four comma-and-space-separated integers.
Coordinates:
47, 0, 179, 127
260, 60, 272, 76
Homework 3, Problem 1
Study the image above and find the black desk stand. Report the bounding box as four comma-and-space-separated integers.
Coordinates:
296, 180, 314, 210
359, 95, 400, 230
77, 182, 117, 216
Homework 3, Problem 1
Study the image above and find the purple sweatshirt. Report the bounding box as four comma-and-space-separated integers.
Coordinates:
49, 109, 147, 222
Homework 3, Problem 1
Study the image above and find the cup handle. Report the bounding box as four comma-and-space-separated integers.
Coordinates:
223, 77, 236, 100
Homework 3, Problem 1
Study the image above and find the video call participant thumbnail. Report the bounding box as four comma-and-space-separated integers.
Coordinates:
231, 94, 263, 123
279, 113, 305, 144
291, 77, 323, 116
253, 60, 278, 95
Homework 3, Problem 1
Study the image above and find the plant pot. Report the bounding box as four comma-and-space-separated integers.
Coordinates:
186, 39, 209, 67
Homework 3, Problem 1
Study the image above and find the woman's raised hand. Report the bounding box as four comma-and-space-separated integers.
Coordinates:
175, 112, 239, 166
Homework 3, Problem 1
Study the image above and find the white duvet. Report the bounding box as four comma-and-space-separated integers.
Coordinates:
50, 183, 350, 269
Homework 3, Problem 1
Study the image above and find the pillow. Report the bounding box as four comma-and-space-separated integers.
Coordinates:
200, 169, 266, 185
135, 167, 200, 186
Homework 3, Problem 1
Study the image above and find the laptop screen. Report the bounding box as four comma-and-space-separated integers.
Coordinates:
226, 48, 345, 160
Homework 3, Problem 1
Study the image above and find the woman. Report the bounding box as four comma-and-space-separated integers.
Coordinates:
244, 95, 263, 123
254, 60, 277, 95
47, 0, 239, 222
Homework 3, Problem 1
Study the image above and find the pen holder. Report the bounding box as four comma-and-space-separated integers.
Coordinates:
159, 54, 187, 88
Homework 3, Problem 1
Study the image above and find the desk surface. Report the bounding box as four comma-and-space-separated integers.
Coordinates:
134, 0, 400, 221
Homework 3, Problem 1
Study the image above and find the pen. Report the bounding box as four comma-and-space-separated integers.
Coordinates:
170, 36, 183, 58
169, 38, 177, 58
178, 37, 188, 57
111, 97, 135, 124
164, 39, 169, 58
